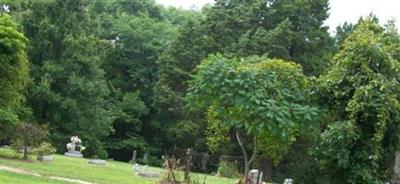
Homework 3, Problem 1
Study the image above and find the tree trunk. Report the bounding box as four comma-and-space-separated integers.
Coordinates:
236, 131, 257, 184
236, 131, 249, 183
184, 148, 192, 184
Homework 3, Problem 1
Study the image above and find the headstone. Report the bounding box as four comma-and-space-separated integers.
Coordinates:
64, 136, 83, 158
283, 178, 294, 184
133, 163, 160, 178
201, 153, 209, 172
248, 169, 263, 184
37, 155, 53, 162
64, 143, 83, 157
137, 171, 161, 178
143, 152, 149, 164
88, 159, 106, 165
133, 163, 140, 174
131, 150, 137, 163
392, 152, 400, 184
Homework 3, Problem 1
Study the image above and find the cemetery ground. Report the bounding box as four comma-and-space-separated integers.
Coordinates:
0, 148, 238, 184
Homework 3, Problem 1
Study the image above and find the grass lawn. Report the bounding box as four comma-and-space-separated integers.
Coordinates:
0, 148, 236, 184
0, 170, 70, 184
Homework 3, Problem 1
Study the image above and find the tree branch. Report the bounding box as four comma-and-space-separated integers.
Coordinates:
248, 137, 257, 166
236, 131, 248, 162
236, 130, 249, 183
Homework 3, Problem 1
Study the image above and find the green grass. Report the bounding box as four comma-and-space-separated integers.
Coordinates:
0, 170, 70, 184
0, 148, 236, 184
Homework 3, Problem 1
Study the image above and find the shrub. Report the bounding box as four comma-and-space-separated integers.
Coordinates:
148, 155, 163, 167
217, 160, 238, 178
96, 148, 108, 159
35, 142, 56, 156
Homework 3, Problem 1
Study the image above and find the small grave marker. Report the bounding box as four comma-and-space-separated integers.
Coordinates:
88, 159, 106, 165
283, 178, 294, 184
131, 150, 137, 163
248, 169, 263, 184
143, 152, 149, 164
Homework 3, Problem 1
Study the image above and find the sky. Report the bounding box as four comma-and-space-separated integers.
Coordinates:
155, 0, 400, 33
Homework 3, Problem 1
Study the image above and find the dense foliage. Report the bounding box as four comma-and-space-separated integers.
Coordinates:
6, 0, 112, 157
317, 19, 400, 183
0, 14, 29, 126
187, 55, 318, 179
1, 0, 400, 182
154, 0, 333, 160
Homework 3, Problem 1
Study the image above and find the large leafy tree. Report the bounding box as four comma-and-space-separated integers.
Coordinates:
187, 55, 317, 180
90, 0, 187, 159
7, 0, 112, 157
317, 18, 400, 183
155, 0, 333, 154
153, 17, 210, 151
0, 14, 29, 127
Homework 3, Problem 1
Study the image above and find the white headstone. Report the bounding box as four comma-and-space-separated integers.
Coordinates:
133, 163, 140, 174
131, 150, 137, 163
248, 169, 263, 184
284, 178, 294, 184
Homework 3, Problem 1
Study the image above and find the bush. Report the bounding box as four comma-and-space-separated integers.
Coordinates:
96, 148, 108, 159
35, 142, 56, 156
217, 160, 238, 178
148, 155, 163, 167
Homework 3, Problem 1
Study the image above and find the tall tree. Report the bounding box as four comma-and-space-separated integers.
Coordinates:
153, 16, 211, 151
317, 18, 400, 183
155, 0, 333, 155
0, 14, 29, 127
90, 0, 185, 159
8, 0, 112, 157
187, 55, 318, 180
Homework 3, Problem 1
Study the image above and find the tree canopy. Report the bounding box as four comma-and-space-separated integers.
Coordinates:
2, 0, 400, 182
154, 0, 333, 156
0, 14, 29, 125
317, 18, 400, 183
187, 54, 318, 178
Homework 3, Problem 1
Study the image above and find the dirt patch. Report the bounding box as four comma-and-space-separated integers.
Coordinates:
49, 176, 94, 184
0, 165, 40, 176
0, 165, 95, 184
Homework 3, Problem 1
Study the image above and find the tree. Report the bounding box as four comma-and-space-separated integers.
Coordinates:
153, 16, 211, 151
334, 22, 355, 49
106, 91, 149, 159
317, 18, 400, 183
0, 14, 30, 143
99, 4, 178, 108
11, 122, 47, 160
155, 0, 333, 156
8, 0, 112, 156
90, 0, 184, 159
0, 14, 29, 126
4, 0, 195, 160
187, 55, 317, 180
196, 0, 333, 75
